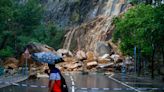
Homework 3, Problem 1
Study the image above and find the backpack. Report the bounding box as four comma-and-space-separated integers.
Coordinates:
59, 72, 69, 92
50, 68, 68, 92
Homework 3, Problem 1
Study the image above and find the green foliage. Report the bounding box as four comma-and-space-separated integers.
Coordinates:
0, 46, 14, 58
0, 0, 65, 58
113, 4, 164, 57
113, 3, 164, 78
154, 4, 164, 47
33, 22, 65, 49
15, 0, 43, 32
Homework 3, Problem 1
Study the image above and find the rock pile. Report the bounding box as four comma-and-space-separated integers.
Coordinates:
2, 43, 134, 74
56, 49, 130, 72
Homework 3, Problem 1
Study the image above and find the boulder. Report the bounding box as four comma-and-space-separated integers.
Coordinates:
18, 43, 57, 68
25, 43, 57, 54
107, 68, 114, 72
86, 61, 98, 69
110, 54, 123, 63
99, 54, 110, 59
98, 62, 114, 68
76, 50, 87, 61
115, 58, 123, 64
98, 58, 111, 64
86, 51, 96, 61
95, 42, 111, 56
4, 58, 18, 65
57, 49, 73, 57
65, 61, 82, 70
63, 57, 77, 62
4, 58, 19, 69
4, 63, 17, 69
110, 54, 119, 61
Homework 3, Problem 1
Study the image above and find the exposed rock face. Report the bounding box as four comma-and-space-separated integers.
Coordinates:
13, 0, 131, 73
63, 16, 116, 55
42, 0, 127, 27
35, 0, 128, 57
63, 0, 127, 55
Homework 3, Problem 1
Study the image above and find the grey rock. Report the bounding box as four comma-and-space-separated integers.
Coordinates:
95, 42, 111, 56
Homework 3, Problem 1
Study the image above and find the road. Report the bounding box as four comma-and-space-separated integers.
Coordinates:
0, 72, 163, 92
66, 73, 132, 92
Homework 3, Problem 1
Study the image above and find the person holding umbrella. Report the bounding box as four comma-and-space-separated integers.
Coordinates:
28, 51, 68, 92
24, 44, 68, 92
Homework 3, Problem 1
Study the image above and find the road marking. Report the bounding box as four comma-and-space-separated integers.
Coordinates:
0, 79, 163, 91
91, 88, 99, 90
77, 87, 164, 91
81, 88, 87, 90
40, 86, 47, 88
103, 88, 110, 90
11, 83, 19, 86
113, 88, 122, 90
108, 76, 141, 92
70, 75, 75, 92
21, 84, 28, 87
30, 85, 38, 88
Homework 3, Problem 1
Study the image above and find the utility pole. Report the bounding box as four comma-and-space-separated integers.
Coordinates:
134, 46, 137, 75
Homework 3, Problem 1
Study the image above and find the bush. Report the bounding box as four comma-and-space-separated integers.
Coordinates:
0, 46, 14, 58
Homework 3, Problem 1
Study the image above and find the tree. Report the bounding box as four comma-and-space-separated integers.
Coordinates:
154, 4, 164, 64
0, 0, 43, 58
32, 22, 65, 50
0, 0, 65, 58
113, 4, 164, 79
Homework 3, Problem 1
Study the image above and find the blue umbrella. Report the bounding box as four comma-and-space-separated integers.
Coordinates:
31, 52, 63, 65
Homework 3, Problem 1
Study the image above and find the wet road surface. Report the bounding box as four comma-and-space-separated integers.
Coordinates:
111, 73, 164, 92
71, 73, 131, 92
0, 73, 163, 92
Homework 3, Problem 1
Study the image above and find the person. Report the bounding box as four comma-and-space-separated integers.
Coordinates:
48, 64, 62, 92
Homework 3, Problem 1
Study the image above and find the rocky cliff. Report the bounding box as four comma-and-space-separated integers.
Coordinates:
42, 0, 127, 27
62, 0, 127, 56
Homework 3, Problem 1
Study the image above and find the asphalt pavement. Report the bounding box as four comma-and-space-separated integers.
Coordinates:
0, 72, 163, 92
